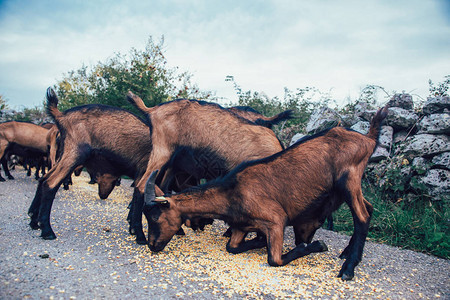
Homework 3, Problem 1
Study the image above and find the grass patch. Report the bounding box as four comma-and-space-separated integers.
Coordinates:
328, 183, 450, 259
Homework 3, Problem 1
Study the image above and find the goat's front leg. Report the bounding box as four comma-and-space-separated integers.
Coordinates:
267, 225, 328, 267
129, 181, 165, 244
128, 189, 147, 244
226, 229, 266, 254
131, 154, 170, 245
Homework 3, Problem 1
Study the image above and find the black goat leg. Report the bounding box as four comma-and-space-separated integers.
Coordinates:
227, 232, 267, 254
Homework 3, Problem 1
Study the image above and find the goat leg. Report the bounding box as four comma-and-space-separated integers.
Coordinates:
37, 182, 58, 240
1, 158, 14, 180
266, 225, 327, 267
28, 180, 44, 229
279, 241, 328, 266
226, 231, 266, 254
338, 189, 372, 281
128, 190, 147, 244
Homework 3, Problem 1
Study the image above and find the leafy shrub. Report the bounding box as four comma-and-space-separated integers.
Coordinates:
53, 36, 205, 115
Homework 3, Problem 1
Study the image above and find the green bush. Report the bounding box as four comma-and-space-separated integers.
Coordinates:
53, 36, 204, 115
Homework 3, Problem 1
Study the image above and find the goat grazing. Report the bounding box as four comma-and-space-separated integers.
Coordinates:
0, 121, 50, 181
126, 92, 284, 244
28, 88, 153, 240
142, 106, 389, 281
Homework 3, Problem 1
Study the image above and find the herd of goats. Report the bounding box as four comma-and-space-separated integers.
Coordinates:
0, 87, 389, 281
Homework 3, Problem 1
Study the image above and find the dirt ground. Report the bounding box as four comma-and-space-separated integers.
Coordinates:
0, 169, 448, 299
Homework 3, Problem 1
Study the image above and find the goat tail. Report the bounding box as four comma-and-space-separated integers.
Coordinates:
127, 91, 154, 113
269, 109, 295, 124
46, 87, 63, 121
367, 105, 389, 141
255, 110, 294, 128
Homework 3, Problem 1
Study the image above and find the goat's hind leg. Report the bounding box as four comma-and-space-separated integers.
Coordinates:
0, 144, 10, 181
0, 163, 5, 182
29, 150, 85, 240
1, 157, 14, 180
338, 186, 373, 281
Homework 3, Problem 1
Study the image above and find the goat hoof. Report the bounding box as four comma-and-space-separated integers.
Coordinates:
338, 271, 354, 281
341, 273, 354, 281
29, 221, 40, 230
8, 175, 14, 180
41, 232, 57, 240
338, 262, 355, 281
135, 233, 147, 245
315, 240, 328, 252
0, 178, 5, 182
136, 238, 147, 245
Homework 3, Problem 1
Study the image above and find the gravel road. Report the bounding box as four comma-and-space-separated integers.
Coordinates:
0, 169, 448, 299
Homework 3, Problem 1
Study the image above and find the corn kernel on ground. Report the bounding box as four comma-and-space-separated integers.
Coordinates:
0, 169, 448, 299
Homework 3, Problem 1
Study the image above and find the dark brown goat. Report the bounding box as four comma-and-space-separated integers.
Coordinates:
28, 88, 153, 240
0, 121, 50, 181
142, 106, 389, 281
126, 92, 284, 244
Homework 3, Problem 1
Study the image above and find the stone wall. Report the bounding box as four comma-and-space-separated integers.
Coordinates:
291, 94, 450, 201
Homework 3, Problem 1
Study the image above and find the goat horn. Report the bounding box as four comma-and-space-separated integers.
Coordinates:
144, 170, 159, 205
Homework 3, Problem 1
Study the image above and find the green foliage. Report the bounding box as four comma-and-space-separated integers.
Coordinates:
234, 87, 332, 146
331, 177, 449, 259
53, 36, 201, 115
428, 75, 450, 97
12, 106, 47, 123
0, 94, 8, 111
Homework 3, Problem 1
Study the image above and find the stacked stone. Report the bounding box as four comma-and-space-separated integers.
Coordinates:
290, 94, 449, 200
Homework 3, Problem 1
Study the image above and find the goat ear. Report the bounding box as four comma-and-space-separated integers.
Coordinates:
144, 170, 159, 205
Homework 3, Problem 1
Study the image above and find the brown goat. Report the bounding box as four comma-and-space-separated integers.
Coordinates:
142, 106, 389, 281
158, 107, 293, 193
0, 121, 50, 180
28, 88, 153, 240
126, 92, 284, 244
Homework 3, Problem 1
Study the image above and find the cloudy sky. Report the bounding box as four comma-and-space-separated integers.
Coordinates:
0, 0, 449, 109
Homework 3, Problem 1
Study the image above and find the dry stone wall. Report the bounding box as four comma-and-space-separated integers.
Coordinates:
291, 94, 450, 201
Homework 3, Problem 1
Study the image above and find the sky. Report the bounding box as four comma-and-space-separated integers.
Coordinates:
0, 0, 449, 110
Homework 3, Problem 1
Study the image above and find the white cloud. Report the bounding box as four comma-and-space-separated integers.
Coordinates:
0, 0, 449, 108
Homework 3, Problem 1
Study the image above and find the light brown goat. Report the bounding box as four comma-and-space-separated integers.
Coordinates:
142, 106, 389, 281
